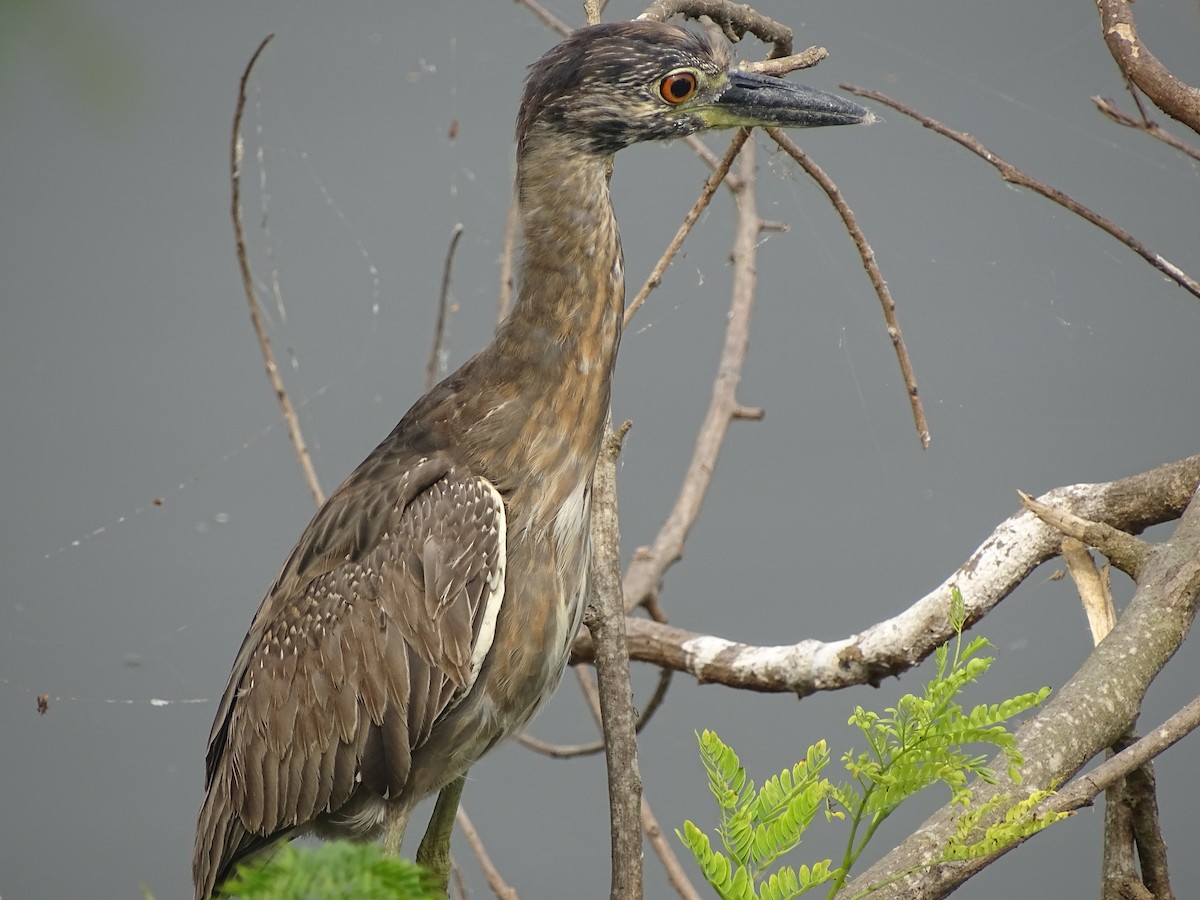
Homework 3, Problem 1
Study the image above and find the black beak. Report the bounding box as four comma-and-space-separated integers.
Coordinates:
711, 70, 870, 128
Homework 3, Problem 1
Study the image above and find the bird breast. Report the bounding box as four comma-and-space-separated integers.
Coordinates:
551, 475, 593, 646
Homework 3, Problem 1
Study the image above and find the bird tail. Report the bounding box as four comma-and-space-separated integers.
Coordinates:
193, 777, 250, 900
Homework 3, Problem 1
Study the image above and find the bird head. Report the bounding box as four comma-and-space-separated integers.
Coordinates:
517, 20, 869, 157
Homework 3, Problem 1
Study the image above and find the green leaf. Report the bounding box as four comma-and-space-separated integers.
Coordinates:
681, 598, 1063, 900
221, 841, 441, 900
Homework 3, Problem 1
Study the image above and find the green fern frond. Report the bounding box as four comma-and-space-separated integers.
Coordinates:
682, 600, 1060, 899
943, 790, 1070, 860
699, 729, 756, 811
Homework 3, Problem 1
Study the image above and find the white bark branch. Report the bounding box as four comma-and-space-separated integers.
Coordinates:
573, 455, 1200, 695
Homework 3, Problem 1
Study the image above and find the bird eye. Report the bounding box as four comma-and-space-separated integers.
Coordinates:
659, 70, 698, 105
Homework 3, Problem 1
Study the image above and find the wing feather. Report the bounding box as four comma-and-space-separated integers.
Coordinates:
195, 464, 508, 897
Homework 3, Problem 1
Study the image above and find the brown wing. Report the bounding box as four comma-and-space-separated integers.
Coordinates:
193, 460, 507, 897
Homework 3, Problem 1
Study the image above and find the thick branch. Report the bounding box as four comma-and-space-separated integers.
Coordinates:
843, 485, 1200, 898
1096, 0, 1200, 135
1018, 490, 1151, 579
573, 455, 1200, 692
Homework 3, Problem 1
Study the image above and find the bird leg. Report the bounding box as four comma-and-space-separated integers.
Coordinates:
380, 801, 412, 858
415, 774, 467, 894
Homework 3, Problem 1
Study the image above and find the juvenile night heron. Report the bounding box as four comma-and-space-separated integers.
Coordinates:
194, 20, 867, 897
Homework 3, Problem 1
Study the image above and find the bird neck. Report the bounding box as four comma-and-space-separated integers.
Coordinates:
502, 146, 624, 368
484, 145, 625, 527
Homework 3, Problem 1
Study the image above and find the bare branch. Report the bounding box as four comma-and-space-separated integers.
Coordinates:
621, 141, 764, 611
517, 662, 673, 758
1095, 0, 1200, 135
1063, 545, 1146, 900
1060, 515, 1177, 900
1061, 538, 1117, 644
584, 419, 644, 900
455, 807, 519, 900
231, 34, 325, 507
1018, 489, 1151, 579
738, 46, 826, 77
1100, 731, 1177, 900
1102, 775, 1152, 900
766, 127, 929, 449
573, 455, 1200, 691
844, 485, 1200, 899
842, 85, 1200, 303
1092, 95, 1200, 161
641, 794, 705, 900
1126, 758, 1177, 900
1050, 694, 1200, 816
638, 0, 793, 58
624, 129, 750, 324
511, 0, 571, 36
497, 192, 519, 325
426, 223, 464, 391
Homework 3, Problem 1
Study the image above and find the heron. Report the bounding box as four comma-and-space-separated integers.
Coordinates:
194, 19, 867, 897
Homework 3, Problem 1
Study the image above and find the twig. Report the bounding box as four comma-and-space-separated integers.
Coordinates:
584, 419, 644, 900
639, 0, 793, 58
426, 223, 465, 391
738, 46, 826, 77
497, 194, 519, 324
621, 141, 766, 611
231, 34, 325, 507
517, 661, 673, 758
511, 0, 571, 36
624, 128, 750, 324
1092, 96, 1200, 161
1049, 694, 1200, 815
766, 127, 929, 449
842, 85, 1200, 303
455, 807, 519, 900
516, 731, 605, 758
583, 0, 602, 26
641, 795, 705, 900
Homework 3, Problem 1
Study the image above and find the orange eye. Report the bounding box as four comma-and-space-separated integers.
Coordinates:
659, 71, 698, 105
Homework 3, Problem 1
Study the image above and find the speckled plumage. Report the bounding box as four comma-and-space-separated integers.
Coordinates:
194, 21, 867, 897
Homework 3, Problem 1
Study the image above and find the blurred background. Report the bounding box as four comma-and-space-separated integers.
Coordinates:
2, 1, 1197, 897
